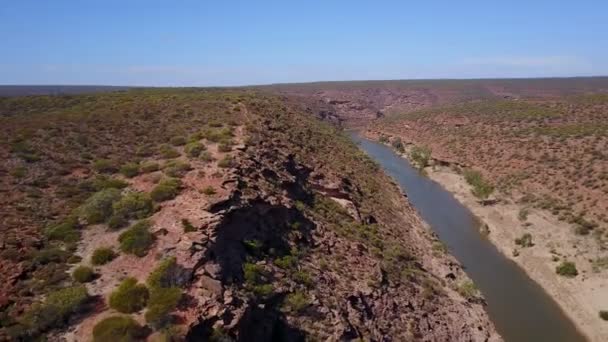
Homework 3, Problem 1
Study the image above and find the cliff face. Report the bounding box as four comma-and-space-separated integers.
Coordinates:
0, 90, 497, 341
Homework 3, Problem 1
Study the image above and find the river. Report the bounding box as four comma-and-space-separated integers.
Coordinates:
350, 133, 586, 342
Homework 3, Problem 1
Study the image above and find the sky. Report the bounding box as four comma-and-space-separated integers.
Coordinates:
1, 0, 607, 86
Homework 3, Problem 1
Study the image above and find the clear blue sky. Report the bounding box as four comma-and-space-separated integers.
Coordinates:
1, 0, 607, 86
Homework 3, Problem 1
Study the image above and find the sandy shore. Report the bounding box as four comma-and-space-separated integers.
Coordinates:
425, 165, 608, 342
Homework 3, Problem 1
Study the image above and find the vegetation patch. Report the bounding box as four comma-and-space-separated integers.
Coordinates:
185, 141, 205, 158
72, 265, 95, 283
283, 291, 310, 313
514, 233, 533, 248
78, 188, 122, 224
92, 316, 145, 342
151, 178, 182, 202
119, 162, 140, 178
556, 261, 578, 277
463, 169, 494, 199
119, 220, 155, 257
111, 191, 154, 226
91, 247, 117, 265
17, 285, 89, 338
109, 277, 150, 313
410, 145, 432, 168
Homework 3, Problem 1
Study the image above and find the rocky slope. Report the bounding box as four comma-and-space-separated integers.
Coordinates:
0, 90, 498, 341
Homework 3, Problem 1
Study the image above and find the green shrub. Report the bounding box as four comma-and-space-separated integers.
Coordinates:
217, 156, 234, 168
147, 257, 178, 289
160, 145, 180, 159
79, 188, 122, 224
93, 159, 117, 173
119, 220, 155, 257
20, 285, 89, 334
182, 219, 197, 233
92, 316, 145, 342
91, 247, 116, 265
44, 217, 80, 243
151, 178, 182, 202
32, 247, 70, 265
283, 291, 309, 313
145, 287, 182, 328
185, 142, 204, 158
391, 138, 405, 153
107, 214, 127, 230
556, 261, 578, 277
112, 191, 154, 222
72, 266, 95, 283
163, 160, 191, 178
203, 127, 233, 143
89, 175, 128, 191
463, 169, 494, 199
410, 145, 432, 168
456, 280, 478, 299
379, 135, 389, 143
200, 151, 214, 162
201, 186, 216, 195
600, 310, 608, 321
274, 255, 297, 269
109, 277, 149, 313
170, 136, 186, 146
119, 162, 140, 178
518, 208, 529, 221
514, 233, 533, 247
141, 161, 160, 173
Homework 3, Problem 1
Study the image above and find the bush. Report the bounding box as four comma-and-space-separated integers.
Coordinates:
147, 257, 179, 289
182, 219, 197, 233
145, 287, 182, 328
91, 247, 116, 265
163, 160, 191, 178
463, 169, 494, 199
92, 316, 145, 342
185, 142, 204, 158
119, 220, 155, 257
201, 186, 216, 195
217, 156, 234, 168
283, 291, 309, 313
20, 285, 89, 334
410, 146, 431, 168
79, 188, 122, 224
160, 145, 180, 159
170, 136, 186, 146
151, 178, 182, 202
44, 217, 80, 243
600, 310, 608, 321
119, 162, 140, 178
556, 261, 578, 277
89, 175, 128, 191
112, 191, 154, 222
72, 266, 95, 283
109, 277, 149, 313
391, 138, 405, 153
141, 161, 160, 173
200, 151, 214, 162
456, 280, 478, 300
514, 233, 533, 247
93, 159, 117, 173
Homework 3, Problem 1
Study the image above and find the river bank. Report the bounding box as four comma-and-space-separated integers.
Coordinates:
363, 133, 608, 341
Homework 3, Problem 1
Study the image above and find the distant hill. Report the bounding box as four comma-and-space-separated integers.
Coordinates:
0, 85, 133, 97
